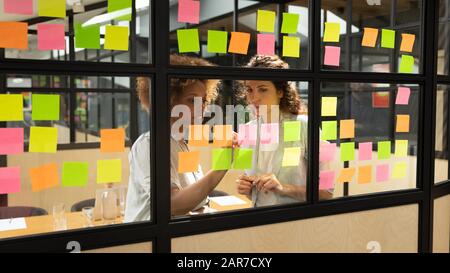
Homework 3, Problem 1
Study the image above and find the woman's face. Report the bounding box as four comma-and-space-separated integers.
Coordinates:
172, 80, 207, 124
244, 80, 283, 114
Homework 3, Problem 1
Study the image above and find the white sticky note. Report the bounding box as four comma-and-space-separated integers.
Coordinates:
0, 217, 27, 232
209, 196, 247, 206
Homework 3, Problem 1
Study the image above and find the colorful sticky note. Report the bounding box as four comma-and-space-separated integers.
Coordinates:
31, 94, 60, 121
395, 140, 408, 157
376, 164, 390, 182
233, 149, 253, 170
37, 24, 65, 51
340, 142, 355, 162
321, 97, 337, 117
281, 13, 299, 34
100, 128, 125, 152
0, 94, 24, 121
189, 124, 210, 147
178, 0, 200, 24
321, 121, 337, 141
207, 30, 228, 54
282, 36, 300, 58
29, 163, 59, 192
337, 167, 356, 183
324, 46, 341, 67
257, 10, 276, 33
38, 0, 66, 18
396, 115, 410, 133
340, 119, 355, 139
213, 125, 233, 147
238, 124, 257, 146
396, 87, 411, 105
372, 92, 390, 108
381, 29, 395, 49
178, 151, 200, 173
377, 141, 391, 160
282, 147, 301, 167
228, 32, 251, 55
320, 142, 336, 162
323, 22, 340, 42
319, 171, 335, 190
29, 126, 58, 153
105, 25, 129, 51
284, 121, 301, 142
361, 27, 378, 47
62, 162, 89, 187
0, 128, 24, 155
261, 123, 279, 144
257, 34, 275, 56
358, 165, 372, 184
358, 142, 372, 161
108, 0, 132, 21
399, 55, 414, 73
75, 23, 100, 49
97, 159, 122, 183
400, 33, 415, 53
0, 167, 21, 194
0, 22, 28, 49
392, 162, 407, 179
212, 148, 232, 170
4, 0, 33, 15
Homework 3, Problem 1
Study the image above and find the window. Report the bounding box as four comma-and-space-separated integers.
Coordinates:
435, 85, 449, 183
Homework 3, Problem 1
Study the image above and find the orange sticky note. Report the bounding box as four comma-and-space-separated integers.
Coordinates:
358, 165, 372, 184
396, 115, 410, 133
29, 163, 59, 192
178, 151, 200, 173
340, 119, 355, 139
228, 32, 250, 55
337, 167, 356, 183
362, 27, 378, 47
0, 22, 28, 49
400, 33, 415, 53
213, 125, 233, 147
188, 124, 210, 147
100, 128, 125, 152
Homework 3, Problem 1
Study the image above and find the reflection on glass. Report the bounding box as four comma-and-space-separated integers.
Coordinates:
435, 85, 449, 183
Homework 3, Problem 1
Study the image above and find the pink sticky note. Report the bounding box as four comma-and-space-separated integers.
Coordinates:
0, 167, 21, 194
320, 142, 336, 162
178, 0, 200, 24
358, 142, 373, 161
395, 87, 411, 105
37, 24, 66, 51
324, 46, 341, 67
376, 164, 390, 182
0, 128, 23, 155
238, 124, 257, 146
320, 170, 335, 190
257, 34, 275, 56
260, 123, 279, 144
4, 0, 33, 15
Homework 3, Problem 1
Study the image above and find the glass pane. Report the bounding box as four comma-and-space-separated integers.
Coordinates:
435, 85, 449, 183
438, 0, 450, 75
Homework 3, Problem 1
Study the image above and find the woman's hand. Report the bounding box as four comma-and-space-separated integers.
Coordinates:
253, 173, 283, 194
236, 174, 254, 196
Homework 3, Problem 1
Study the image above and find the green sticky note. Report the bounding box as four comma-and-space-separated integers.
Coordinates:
177, 29, 200, 53
283, 36, 300, 58
75, 23, 100, 49
399, 55, 414, 73
381, 29, 395, 49
284, 121, 301, 142
38, 0, 66, 18
32, 94, 60, 121
323, 22, 340, 42
62, 162, 89, 187
282, 147, 301, 167
104, 25, 129, 51
212, 148, 232, 170
377, 141, 391, 160
29, 126, 58, 153
108, 0, 132, 21
392, 162, 407, 179
395, 140, 408, 157
233, 149, 253, 170
321, 121, 337, 141
0, 94, 23, 121
257, 10, 276, 33
97, 159, 122, 183
281, 13, 299, 34
340, 142, 355, 162
207, 30, 228, 54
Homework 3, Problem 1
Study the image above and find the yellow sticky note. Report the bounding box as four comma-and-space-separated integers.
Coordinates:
400, 33, 415, 53
104, 25, 129, 51
396, 115, 410, 133
0, 94, 23, 121
38, 0, 66, 18
29, 126, 58, 153
323, 22, 340, 42
392, 162, 407, 179
395, 140, 408, 157
282, 36, 300, 58
282, 147, 301, 167
340, 119, 355, 139
362, 27, 378, 47
97, 159, 122, 183
321, 97, 337, 117
337, 167, 356, 183
257, 10, 276, 33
